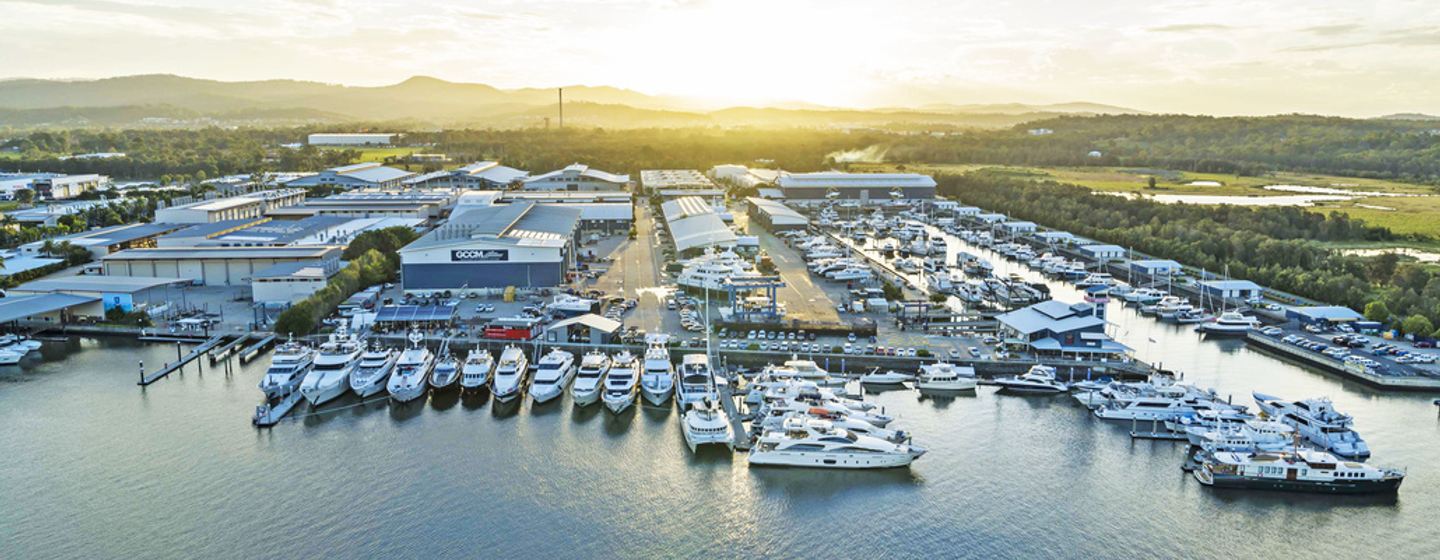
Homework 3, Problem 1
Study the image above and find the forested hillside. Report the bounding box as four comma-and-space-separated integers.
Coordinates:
889, 115, 1440, 182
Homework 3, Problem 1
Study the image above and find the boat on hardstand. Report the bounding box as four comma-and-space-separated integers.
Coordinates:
258, 339, 316, 400
602, 350, 640, 413
748, 417, 924, 469
387, 331, 434, 403
490, 345, 529, 403
349, 343, 398, 398
529, 348, 576, 404
1194, 448, 1403, 494
992, 365, 1068, 394
1253, 392, 1371, 459
570, 350, 611, 407
299, 326, 363, 407
459, 347, 494, 391
640, 335, 674, 407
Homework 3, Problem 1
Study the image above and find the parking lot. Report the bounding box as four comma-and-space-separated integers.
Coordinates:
1262, 323, 1440, 378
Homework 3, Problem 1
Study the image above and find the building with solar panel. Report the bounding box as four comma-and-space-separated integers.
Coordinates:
397, 202, 581, 294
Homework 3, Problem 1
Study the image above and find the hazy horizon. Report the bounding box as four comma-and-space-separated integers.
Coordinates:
3, 0, 1439, 117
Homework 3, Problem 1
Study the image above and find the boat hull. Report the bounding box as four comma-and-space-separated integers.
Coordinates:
641, 386, 672, 407
572, 387, 602, 407
748, 451, 916, 469
603, 393, 636, 413
1196, 470, 1402, 494
302, 375, 349, 407
350, 371, 390, 398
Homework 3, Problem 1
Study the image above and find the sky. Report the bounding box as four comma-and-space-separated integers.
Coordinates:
2, 0, 1439, 116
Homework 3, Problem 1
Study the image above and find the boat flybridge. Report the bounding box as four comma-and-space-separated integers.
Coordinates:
992, 365, 1068, 394
529, 348, 576, 404
674, 353, 718, 409
1253, 392, 1370, 459
749, 417, 925, 469
602, 350, 640, 413
1196, 311, 1262, 336
387, 330, 434, 403
570, 350, 611, 407
428, 339, 461, 391
258, 338, 316, 400
460, 346, 495, 391
349, 343, 398, 398
299, 325, 363, 407
682, 398, 732, 452
640, 334, 675, 406
915, 362, 977, 393
490, 345, 529, 403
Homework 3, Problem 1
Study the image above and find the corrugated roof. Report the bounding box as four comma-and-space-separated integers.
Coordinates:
253, 260, 336, 280
343, 166, 414, 183
14, 275, 190, 294
403, 202, 579, 251
0, 293, 99, 322
669, 214, 738, 253
1200, 279, 1263, 291
997, 300, 1103, 335
103, 246, 342, 261
546, 313, 622, 333
747, 197, 808, 224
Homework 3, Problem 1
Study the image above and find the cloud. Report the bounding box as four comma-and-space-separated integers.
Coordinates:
1301, 23, 1362, 36
1148, 23, 1233, 33
1287, 28, 1440, 52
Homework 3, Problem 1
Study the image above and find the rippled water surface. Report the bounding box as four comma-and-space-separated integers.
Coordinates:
2, 254, 1437, 558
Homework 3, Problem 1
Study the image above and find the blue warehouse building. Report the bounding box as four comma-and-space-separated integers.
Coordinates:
397, 202, 581, 294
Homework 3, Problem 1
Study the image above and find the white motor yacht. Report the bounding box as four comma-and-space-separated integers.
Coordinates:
528, 348, 576, 404
767, 358, 842, 387
349, 344, 398, 398
602, 351, 640, 413
992, 365, 1068, 394
1196, 311, 1261, 336
570, 350, 611, 407
682, 399, 732, 452
548, 294, 597, 316
748, 417, 925, 469
299, 326, 363, 407
490, 345, 529, 403
459, 347, 495, 391
258, 339, 316, 399
674, 354, 717, 409
1123, 288, 1167, 305
640, 335, 675, 406
387, 331, 434, 403
1195, 449, 1403, 494
859, 370, 912, 387
915, 362, 977, 393
753, 409, 910, 443
1253, 392, 1370, 459
1093, 395, 1249, 422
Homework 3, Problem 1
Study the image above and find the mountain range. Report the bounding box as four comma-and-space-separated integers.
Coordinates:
0, 74, 1149, 130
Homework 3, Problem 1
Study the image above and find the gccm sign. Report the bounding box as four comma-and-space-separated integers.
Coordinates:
450, 249, 510, 262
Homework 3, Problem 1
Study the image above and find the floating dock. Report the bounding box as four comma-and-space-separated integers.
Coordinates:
238, 334, 278, 364
137, 333, 228, 386
252, 391, 303, 427
208, 332, 254, 364
717, 375, 751, 451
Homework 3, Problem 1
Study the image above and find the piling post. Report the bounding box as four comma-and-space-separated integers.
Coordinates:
138, 360, 144, 384
176, 342, 183, 373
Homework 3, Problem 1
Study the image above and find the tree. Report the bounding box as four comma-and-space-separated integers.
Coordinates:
1401, 314, 1434, 336
15, 189, 34, 204
1146, 176, 1157, 190
1364, 300, 1391, 323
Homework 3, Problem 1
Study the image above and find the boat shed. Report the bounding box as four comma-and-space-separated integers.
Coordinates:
662, 196, 738, 256
1129, 259, 1183, 279
746, 197, 809, 232
1000, 221, 1037, 234
0, 293, 102, 324
101, 246, 343, 286
250, 260, 343, 304
544, 313, 622, 344
11, 275, 192, 312
995, 299, 1130, 358
974, 213, 1007, 224
952, 206, 981, 216
1199, 280, 1264, 303
397, 202, 580, 294
284, 163, 415, 190
1035, 231, 1075, 245
1079, 244, 1126, 262
1285, 306, 1365, 327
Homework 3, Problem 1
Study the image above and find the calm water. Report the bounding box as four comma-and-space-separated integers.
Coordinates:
3, 249, 1439, 558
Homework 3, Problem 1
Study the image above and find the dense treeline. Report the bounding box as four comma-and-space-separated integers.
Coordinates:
274, 249, 396, 337
889, 115, 1440, 182
2, 127, 874, 180
941, 170, 1440, 334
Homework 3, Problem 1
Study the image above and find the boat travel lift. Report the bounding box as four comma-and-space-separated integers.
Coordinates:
722, 276, 785, 322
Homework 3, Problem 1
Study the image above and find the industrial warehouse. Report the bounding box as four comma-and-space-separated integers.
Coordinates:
397, 202, 581, 293
776, 171, 937, 201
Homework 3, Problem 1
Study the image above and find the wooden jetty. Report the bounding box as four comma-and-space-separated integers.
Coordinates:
136, 333, 228, 386
1129, 418, 1187, 440
718, 374, 751, 451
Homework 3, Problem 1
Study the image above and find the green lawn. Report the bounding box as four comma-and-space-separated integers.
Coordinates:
317, 146, 424, 163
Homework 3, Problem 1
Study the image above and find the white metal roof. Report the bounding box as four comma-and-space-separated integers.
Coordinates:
777, 172, 936, 189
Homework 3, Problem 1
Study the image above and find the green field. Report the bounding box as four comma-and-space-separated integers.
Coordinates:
318, 146, 424, 163
858, 163, 1440, 240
